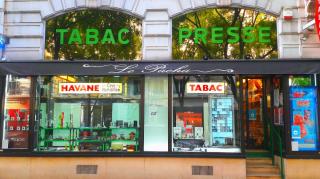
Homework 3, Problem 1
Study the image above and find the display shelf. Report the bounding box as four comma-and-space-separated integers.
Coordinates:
77, 139, 105, 143
44, 139, 72, 142
40, 127, 72, 130
109, 127, 138, 130
38, 126, 139, 152
79, 127, 109, 131
111, 139, 137, 142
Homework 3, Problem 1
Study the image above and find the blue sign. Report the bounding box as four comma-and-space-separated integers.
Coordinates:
0, 34, 8, 49
290, 87, 319, 151
248, 109, 257, 121
291, 125, 301, 139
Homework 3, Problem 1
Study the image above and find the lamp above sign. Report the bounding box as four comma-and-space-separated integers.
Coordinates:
59, 83, 122, 94
186, 82, 225, 94
316, 0, 320, 39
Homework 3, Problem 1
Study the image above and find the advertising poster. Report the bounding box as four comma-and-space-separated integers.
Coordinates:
290, 87, 319, 151
210, 96, 234, 146
248, 109, 257, 121
174, 108, 203, 140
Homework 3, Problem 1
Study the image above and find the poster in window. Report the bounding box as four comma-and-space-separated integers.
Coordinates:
290, 87, 319, 151
248, 109, 257, 121
174, 107, 203, 140
210, 96, 234, 146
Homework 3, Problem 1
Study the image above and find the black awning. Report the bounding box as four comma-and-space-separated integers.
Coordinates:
0, 59, 320, 76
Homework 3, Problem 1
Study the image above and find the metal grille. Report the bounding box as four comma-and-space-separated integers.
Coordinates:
192, 166, 213, 176
76, 165, 98, 174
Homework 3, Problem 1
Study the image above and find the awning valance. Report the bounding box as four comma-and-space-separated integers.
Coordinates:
0, 59, 320, 76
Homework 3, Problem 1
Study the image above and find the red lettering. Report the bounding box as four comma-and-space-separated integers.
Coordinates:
217, 85, 223, 91
195, 85, 202, 91
87, 85, 94, 91
94, 85, 99, 91
203, 85, 208, 91
61, 85, 68, 92
190, 84, 195, 91
74, 85, 80, 91
69, 85, 75, 91
209, 85, 216, 91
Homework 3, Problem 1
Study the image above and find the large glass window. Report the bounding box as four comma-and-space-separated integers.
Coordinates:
2, 76, 32, 149
172, 8, 277, 60
172, 75, 241, 152
35, 76, 142, 152
45, 10, 142, 60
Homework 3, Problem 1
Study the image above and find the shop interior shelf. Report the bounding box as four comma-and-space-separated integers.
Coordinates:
111, 139, 138, 142
77, 139, 106, 143
44, 139, 72, 142
40, 127, 72, 130
78, 127, 109, 130
109, 127, 138, 130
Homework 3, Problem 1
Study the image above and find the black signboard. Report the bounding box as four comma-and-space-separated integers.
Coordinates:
0, 59, 320, 76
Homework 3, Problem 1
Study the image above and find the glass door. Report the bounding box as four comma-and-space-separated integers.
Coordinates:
243, 78, 265, 149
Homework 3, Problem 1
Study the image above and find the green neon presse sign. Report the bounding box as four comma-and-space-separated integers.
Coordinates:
178, 26, 271, 44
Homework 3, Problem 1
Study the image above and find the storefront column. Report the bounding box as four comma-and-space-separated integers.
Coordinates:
143, 10, 171, 151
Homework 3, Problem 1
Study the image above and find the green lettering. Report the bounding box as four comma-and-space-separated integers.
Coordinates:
56, 29, 68, 45
179, 28, 192, 44
86, 29, 99, 45
101, 29, 116, 44
118, 28, 129, 45
194, 28, 208, 44
259, 27, 271, 43
227, 27, 240, 44
211, 27, 223, 44
242, 27, 255, 43
68, 29, 82, 45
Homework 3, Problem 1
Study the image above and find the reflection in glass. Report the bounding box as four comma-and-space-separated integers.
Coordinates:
2, 76, 31, 149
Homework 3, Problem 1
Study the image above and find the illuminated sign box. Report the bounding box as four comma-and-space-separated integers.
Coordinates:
59, 83, 122, 94
186, 82, 225, 94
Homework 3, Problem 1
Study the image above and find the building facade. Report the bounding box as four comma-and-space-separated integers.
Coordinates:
0, 0, 320, 178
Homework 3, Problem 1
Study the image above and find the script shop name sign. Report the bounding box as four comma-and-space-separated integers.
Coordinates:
59, 83, 122, 94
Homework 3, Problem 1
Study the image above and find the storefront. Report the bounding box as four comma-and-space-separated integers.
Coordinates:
0, 2, 320, 178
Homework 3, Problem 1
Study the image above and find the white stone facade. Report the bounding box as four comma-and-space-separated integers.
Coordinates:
1, 0, 319, 60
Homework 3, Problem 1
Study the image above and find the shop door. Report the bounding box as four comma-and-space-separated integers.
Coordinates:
243, 78, 266, 149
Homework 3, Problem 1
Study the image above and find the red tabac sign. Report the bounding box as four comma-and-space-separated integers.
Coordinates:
316, 0, 320, 39
186, 82, 225, 94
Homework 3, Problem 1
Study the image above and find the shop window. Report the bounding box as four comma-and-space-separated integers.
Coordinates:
172, 75, 241, 152
289, 75, 319, 152
144, 77, 168, 151
35, 76, 142, 152
2, 76, 32, 149
172, 8, 278, 60
45, 9, 142, 60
